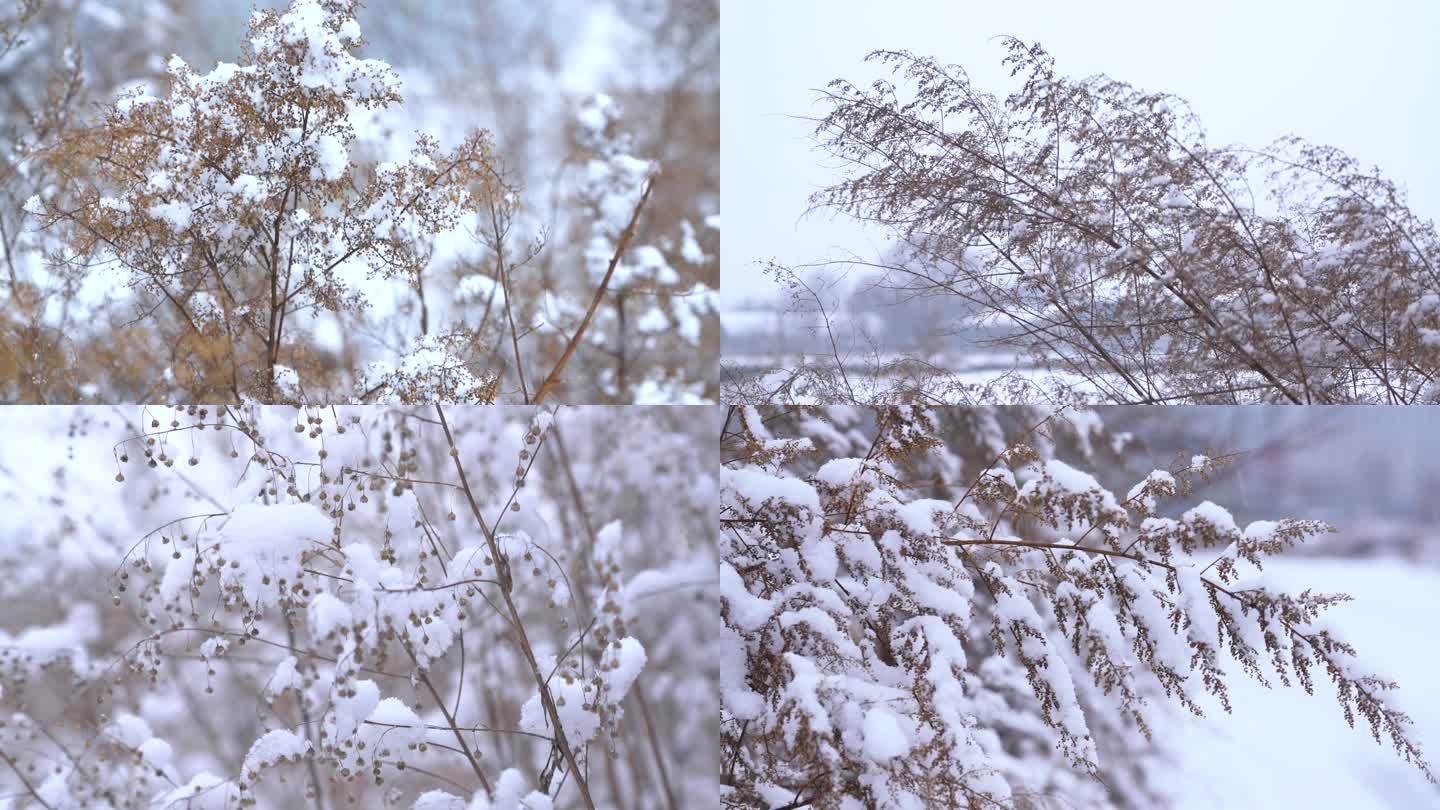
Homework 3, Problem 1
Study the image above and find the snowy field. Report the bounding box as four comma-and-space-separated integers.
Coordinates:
1165, 557, 1440, 809
722, 352, 1092, 404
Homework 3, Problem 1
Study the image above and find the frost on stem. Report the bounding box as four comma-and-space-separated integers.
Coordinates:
720, 404, 1432, 809
26, 0, 500, 402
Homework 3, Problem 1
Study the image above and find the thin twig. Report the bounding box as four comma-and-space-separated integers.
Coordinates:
532, 177, 655, 403
434, 404, 598, 809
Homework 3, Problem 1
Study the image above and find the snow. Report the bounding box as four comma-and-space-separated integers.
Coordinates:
1174, 563, 1221, 653
189, 291, 223, 323
721, 561, 777, 632
138, 737, 174, 769
200, 636, 228, 660
228, 173, 267, 202
779, 606, 861, 659
680, 219, 705, 264
220, 502, 332, 558
722, 465, 821, 515
814, 457, 865, 486
308, 591, 352, 638
678, 284, 717, 342
279, 0, 326, 47
265, 656, 304, 700
630, 245, 679, 285
360, 334, 495, 403
518, 633, 644, 747
326, 678, 380, 742
576, 93, 618, 141
311, 132, 348, 181
203, 61, 240, 85
241, 728, 311, 777
147, 200, 193, 230
519, 674, 598, 744
0, 604, 100, 665
604, 636, 647, 702
1066, 408, 1105, 455
621, 554, 716, 606
272, 363, 300, 397
1242, 520, 1280, 542
862, 707, 911, 761
108, 713, 154, 749
1040, 458, 1106, 496
172, 501, 334, 612
1128, 469, 1177, 511
592, 520, 622, 574
1183, 500, 1239, 535
115, 91, 158, 113
800, 535, 839, 581
154, 773, 239, 809
472, 768, 554, 810
1116, 562, 1192, 679
636, 306, 670, 333
339, 542, 398, 589
778, 653, 833, 736
988, 563, 1096, 765
367, 697, 424, 749
413, 790, 467, 810
904, 563, 973, 617
893, 498, 951, 536
143, 198, 190, 230
838, 533, 882, 572
1161, 190, 1191, 209
721, 624, 765, 720
1167, 558, 1440, 809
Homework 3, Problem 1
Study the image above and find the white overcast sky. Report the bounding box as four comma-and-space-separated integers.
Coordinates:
721, 0, 1440, 306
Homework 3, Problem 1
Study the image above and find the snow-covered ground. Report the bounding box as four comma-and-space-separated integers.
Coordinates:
721, 356, 1094, 404
1163, 558, 1440, 808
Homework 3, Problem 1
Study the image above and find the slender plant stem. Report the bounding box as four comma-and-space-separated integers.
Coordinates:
532, 177, 655, 403
434, 404, 598, 809
0, 747, 56, 810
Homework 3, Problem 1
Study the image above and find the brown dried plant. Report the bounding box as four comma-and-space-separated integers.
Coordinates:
795, 38, 1440, 404
24, 0, 502, 403
721, 405, 1432, 808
